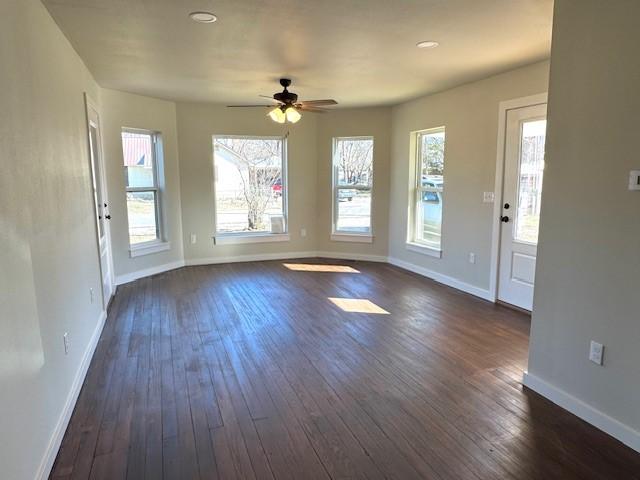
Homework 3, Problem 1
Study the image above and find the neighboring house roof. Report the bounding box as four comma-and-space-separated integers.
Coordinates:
122, 132, 152, 167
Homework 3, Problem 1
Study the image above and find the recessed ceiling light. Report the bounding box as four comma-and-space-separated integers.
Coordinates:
416, 40, 439, 49
189, 11, 218, 23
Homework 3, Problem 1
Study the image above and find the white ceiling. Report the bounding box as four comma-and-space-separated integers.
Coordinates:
43, 0, 553, 107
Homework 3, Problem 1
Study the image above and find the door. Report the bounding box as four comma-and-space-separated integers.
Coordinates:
498, 103, 547, 311
86, 97, 114, 307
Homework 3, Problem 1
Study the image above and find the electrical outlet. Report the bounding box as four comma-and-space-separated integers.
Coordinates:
589, 341, 604, 365
483, 192, 495, 203
89, 288, 94, 304
468, 253, 476, 264
63, 332, 70, 355
300, 228, 307, 238
190, 233, 197, 244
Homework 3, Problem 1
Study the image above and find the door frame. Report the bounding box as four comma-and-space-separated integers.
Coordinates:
84, 93, 115, 308
489, 93, 548, 303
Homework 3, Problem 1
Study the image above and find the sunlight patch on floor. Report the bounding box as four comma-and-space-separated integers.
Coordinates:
283, 263, 360, 273
328, 297, 390, 314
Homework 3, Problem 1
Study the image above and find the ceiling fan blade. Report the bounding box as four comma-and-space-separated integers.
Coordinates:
259, 95, 279, 101
298, 105, 328, 113
299, 99, 338, 106
226, 105, 274, 108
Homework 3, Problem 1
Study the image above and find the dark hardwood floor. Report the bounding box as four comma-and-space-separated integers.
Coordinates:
50, 259, 640, 479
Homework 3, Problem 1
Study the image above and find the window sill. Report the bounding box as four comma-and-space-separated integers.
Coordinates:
331, 233, 373, 243
214, 233, 290, 245
130, 241, 171, 258
406, 242, 441, 258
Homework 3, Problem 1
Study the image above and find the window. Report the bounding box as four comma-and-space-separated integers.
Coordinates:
213, 136, 287, 238
515, 119, 546, 244
122, 129, 166, 252
332, 137, 374, 238
410, 128, 445, 253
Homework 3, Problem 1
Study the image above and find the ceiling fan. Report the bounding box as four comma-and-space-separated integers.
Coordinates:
227, 78, 338, 124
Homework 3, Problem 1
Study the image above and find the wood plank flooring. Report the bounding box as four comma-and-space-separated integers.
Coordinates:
50, 259, 640, 479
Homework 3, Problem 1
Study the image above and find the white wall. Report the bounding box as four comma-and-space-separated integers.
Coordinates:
0, 1, 104, 479
388, 61, 550, 295
527, 0, 640, 447
101, 89, 185, 281
176, 103, 320, 263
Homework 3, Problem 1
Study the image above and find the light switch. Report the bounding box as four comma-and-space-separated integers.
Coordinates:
628, 170, 640, 191
483, 192, 495, 203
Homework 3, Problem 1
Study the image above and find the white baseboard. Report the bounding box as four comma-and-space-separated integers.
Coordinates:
387, 256, 493, 301
186, 251, 317, 266
523, 372, 640, 453
115, 260, 186, 285
316, 250, 388, 263
36, 309, 107, 480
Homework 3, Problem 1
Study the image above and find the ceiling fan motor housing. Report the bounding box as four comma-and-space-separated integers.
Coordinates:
274, 78, 298, 105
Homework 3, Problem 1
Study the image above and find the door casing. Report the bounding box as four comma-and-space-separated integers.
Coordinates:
489, 93, 548, 305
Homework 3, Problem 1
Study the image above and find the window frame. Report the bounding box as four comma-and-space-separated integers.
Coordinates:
122, 128, 168, 256
408, 127, 445, 257
212, 134, 289, 242
331, 136, 375, 241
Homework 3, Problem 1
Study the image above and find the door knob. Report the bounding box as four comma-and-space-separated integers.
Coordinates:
500, 215, 510, 223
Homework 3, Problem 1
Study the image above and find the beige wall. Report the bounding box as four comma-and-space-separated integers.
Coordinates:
316, 108, 391, 258
0, 1, 103, 479
388, 61, 550, 292
101, 89, 184, 279
528, 0, 640, 437
176, 103, 319, 262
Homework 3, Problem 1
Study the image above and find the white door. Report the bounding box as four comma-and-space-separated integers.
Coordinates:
86, 97, 114, 307
498, 103, 547, 311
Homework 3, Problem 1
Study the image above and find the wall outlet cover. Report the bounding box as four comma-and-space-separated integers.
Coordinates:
589, 341, 604, 365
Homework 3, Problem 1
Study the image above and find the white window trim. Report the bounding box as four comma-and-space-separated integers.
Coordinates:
214, 233, 290, 245
407, 127, 445, 256
331, 233, 373, 243
130, 240, 171, 258
212, 135, 289, 237
331, 136, 374, 237
123, 128, 168, 250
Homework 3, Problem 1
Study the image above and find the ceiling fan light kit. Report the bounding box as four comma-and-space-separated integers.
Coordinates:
228, 78, 338, 124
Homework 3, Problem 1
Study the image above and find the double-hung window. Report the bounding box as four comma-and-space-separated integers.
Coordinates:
121, 129, 167, 255
409, 128, 445, 254
213, 136, 287, 242
332, 137, 374, 240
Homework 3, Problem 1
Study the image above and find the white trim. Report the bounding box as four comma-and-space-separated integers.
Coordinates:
129, 241, 171, 258
331, 136, 375, 239
388, 256, 492, 301
214, 233, 290, 245
187, 251, 316, 266
406, 242, 442, 258
489, 92, 548, 302
36, 309, 108, 480
523, 372, 640, 453
330, 233, 374, 243
316, 251, 388, 263
115, 260, 185, 285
